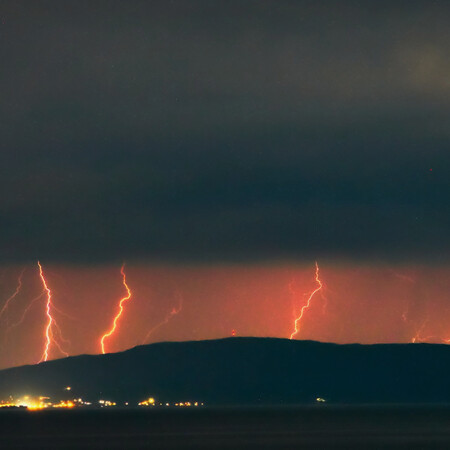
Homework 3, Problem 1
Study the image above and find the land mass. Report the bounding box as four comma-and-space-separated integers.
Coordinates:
0, 338, 449, 405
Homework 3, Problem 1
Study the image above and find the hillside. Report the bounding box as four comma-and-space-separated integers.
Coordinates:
0, 338, 449, 405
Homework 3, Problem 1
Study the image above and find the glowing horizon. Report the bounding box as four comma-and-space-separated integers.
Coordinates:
1, 261, 450, 370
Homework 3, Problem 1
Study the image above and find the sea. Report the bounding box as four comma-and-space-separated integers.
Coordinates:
1, 404, 450, 449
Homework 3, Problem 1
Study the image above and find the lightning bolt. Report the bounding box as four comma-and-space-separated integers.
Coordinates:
411, 319, 427, 343
390, 270, 416, 284
410, 317, 438, 343
100, 264, 132, 354
0, 268, 26, 321
51, 302, 77, 321
142, 292, 183, 345
289, 262, 324, 340
38, 261, 54, 362
38, 262, 69, 362
401, 306, 409, 323
392, 272, 416, 326
50, 322, 70, 358
5, 292, 45, 333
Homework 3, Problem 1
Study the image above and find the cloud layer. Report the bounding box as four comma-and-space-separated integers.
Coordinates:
0, 1, 449, 262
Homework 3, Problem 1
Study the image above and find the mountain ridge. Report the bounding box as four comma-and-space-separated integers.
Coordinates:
0, 337, 449, 405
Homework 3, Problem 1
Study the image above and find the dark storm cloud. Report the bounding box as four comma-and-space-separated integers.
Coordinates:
0, 0, 449, 263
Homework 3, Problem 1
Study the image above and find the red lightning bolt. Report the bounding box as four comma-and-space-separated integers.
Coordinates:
38, 261, 54, 362
290, 262, 324, 340
391, 272, 416, 326
401, 306, 409, 323
410, 317, 440, 344
100, 264, 132, 354
38, 262, 69, 362
142, 292, 183, 345
5, 292, 45, 333
0, 268, 25, 321
411, 319, 428, 343
51, 320, 70, 358
390, 270, 415, 285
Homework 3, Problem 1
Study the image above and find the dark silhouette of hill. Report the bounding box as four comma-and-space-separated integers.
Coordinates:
0, 338, 449, 405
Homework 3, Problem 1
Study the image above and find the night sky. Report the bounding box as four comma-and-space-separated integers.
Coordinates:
0, 1, 449, 369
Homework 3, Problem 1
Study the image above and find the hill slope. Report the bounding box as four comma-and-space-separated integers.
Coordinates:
0, 338, 449, 405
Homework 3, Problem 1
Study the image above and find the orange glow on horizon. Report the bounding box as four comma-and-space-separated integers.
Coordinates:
2, 262, 450, 370
290, 262, 324, 340
100, 264, 132, 354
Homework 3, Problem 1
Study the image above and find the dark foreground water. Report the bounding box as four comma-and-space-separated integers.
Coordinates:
1, 405, 450, 449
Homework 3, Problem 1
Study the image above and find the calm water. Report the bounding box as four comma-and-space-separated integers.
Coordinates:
1, 405, 450, 449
